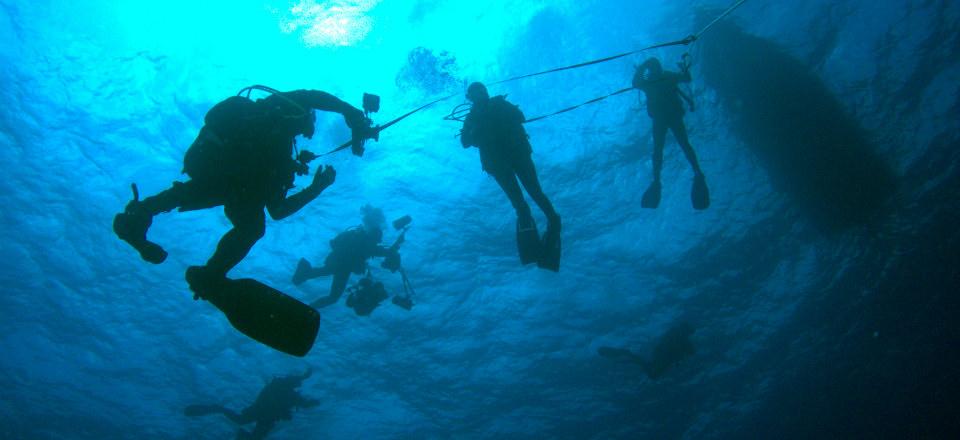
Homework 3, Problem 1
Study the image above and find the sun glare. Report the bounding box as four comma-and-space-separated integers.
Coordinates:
279, 0, 380, 47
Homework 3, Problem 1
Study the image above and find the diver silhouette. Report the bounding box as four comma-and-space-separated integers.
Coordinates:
185, 369, 318, 440
598, 322, 696, 379
632, 57, 709, 210
112, 87, 374, 356
293, 205, 400, 310
460, 82, 562, 271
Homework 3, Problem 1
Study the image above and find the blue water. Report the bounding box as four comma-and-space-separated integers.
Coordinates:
2, 0, 958, 438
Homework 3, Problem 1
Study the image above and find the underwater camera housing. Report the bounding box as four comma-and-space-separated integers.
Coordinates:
350, 93, 380, 157
386, 214, 415, 311
346, 276, 388, 316
381, 215, 411, 273
392, 215, 412, 230
363, 93, 380, 114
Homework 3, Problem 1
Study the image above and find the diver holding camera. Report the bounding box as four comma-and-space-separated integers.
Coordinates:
293, 207, 415, 315
334, 214, 415, 316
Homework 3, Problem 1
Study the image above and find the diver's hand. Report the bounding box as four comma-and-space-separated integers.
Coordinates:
344, 107, 374, 156
460, 124, 477, 148
351, 128, 368, 156
312, 165, 336, 190
352, 123, 375, 157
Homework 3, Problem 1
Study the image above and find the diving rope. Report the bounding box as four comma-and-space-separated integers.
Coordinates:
488, 35, 697, 87
523, 87, 636, 124
696, 0, 749, 39
317, 0, 750, 156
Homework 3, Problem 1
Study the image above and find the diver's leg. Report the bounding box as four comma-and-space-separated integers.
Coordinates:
491, 171, 533, 221
670, 119, 703, 177
138, 182, 187, 214
640, 119, 667, 208
235, 407, 259, 424
514, 155, 559, 224
114, 180, 209, 264
184, 404, 243, 422
306, 263, 334, 279
651, 119, 667, 183
310, 271, 349, 308
208, 204, 265, 277
185, 404, 246, 424
494, 169, 542, 264
188, 201, 265, 293
671, 119, 709, 209
292, 258, 334, 285
220, 407, 247, 424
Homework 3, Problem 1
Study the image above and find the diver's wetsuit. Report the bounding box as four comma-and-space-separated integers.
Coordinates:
114, 90, 365, 285
295, 226, 392, 308
633, 68, 703, 182
133, 125, 295, 278
461, 95, 559, 225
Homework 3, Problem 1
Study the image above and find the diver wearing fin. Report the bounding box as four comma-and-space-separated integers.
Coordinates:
460, 82, 562, 271
185, 369, 318, 440
293, 205, 401, 310
112, 88, 374, 355
633, 57, 709, 210
598, 322, 696, 379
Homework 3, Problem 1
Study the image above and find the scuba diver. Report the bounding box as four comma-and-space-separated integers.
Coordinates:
460, 82, 562, 271
185, 369, 318, 440
293, 205, 405, 312
632, 57, 709, 210
598, 321, 696, 380
112, 87, 374, 356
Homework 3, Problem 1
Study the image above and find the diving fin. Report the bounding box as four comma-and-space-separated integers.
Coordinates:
641, 181, 661, 209
188, 268, 320, 357
516, 216, 541, 265
292, 258, 312, 286
114, 184, 167, 264
537, 216, 561, 272
692, 174, 710, 210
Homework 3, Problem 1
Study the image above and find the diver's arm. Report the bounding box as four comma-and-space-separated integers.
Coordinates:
286, 90, 371, 155
266, 165, 336, 220
285, 90, 364, 120
371, 245, 394, 258
632, 70, 645, 89
460, 131, 475, 148
667, 70, 694, 111
462, 111, 484, 148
